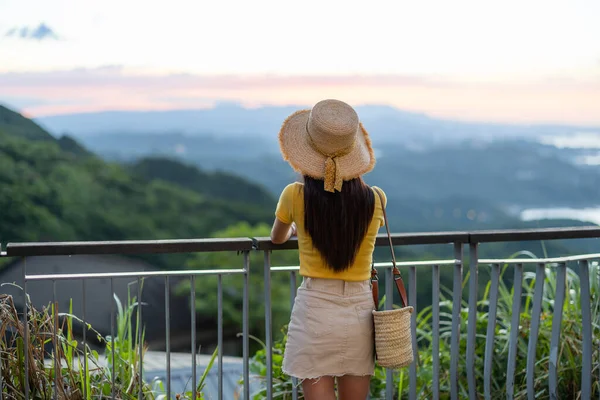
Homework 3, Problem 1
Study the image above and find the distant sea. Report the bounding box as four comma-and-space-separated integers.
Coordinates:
540, 132, 600, 166
515, 132, 600, 226
520, 207, 600, 226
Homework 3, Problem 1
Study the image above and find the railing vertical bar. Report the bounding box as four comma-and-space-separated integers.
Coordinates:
578, 260, 592, 400
0, 311, 2, 400
450, 242, 463, 400
191, 275, 197, 398
111, 278, 116, 400
526, 263, 545, 400
432, 264, 440, 400
385, 267, 394, 400
165, 276, 171, 400
467, 243, 478, 400
23, 257, 30, 399
484, 263, 500, 400
218, 274, 224, 400
549, 263, 566, 400
0, 277, 2, 398
289, 270, 297, 306
137, 278, 143, 400
53, 280, 58, 400
409, 265, 417, 400
289, 271, 298, 400
243, 251, 250, 400
0, 326, 2, 400
264, 251, 273, 400
506, 263, 523, 400
82, 279, 88, 400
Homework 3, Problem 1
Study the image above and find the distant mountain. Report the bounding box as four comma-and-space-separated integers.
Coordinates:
0, 104, 275, 269
35, 102, 600, 144
74, 130, 600, 212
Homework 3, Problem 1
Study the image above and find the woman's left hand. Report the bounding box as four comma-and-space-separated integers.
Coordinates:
290, 222, 297, 237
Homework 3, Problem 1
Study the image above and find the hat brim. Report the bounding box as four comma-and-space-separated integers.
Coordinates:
278, 109, 376, 181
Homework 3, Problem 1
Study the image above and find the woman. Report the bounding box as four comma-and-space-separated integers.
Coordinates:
270, 99, 386, 400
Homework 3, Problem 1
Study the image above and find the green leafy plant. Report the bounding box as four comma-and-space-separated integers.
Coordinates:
240, 327, 302, 400
0, 281, 217, 399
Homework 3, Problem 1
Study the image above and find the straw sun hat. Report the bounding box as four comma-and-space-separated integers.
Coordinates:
278, 99, 375, 193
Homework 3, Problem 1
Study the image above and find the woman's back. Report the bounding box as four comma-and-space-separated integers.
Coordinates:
275, 180, 387, 281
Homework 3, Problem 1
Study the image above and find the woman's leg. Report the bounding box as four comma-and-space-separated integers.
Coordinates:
337, 375, 371, 400
301, 376, 336, 400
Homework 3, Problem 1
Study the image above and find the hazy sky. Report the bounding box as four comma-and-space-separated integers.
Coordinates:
1, 0, 599, 124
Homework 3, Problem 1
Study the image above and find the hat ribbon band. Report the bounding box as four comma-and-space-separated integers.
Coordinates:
306, 120, 356, 193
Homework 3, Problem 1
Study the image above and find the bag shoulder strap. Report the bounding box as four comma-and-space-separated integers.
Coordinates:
372, 187, 409, 308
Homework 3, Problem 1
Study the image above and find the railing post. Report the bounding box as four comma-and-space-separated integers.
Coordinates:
578, 260, 592, 400
164, 276, 171, 400
549, 263, 566, 400
483, 263, 500, 400
264, 250, 273, 400
22, 256, 29, 400
384, 267, 394, 400
408, 265, 417, 400
218, 274, 224, 400
137, 278, 143, 400
52, 280, 58, 400
243, 250, 250, 400
289, 271, 298, 400
432, 264, 440, 400
450, 242, 463, 400
466, 243, 478, 400
506, 263, 523, 400
0, 248, 3, 397
526, 263, 545, 400
191, 275, 197, 397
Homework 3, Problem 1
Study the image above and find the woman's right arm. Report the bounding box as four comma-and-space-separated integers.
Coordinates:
270, 184, 296, 244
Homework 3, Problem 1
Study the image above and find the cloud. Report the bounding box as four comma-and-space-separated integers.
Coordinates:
0, 67, 457, 95
4, 23, 59, 41
0, 67, 599, 125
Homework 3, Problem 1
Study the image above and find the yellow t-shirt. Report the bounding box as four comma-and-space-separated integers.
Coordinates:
275, 182, 387, 282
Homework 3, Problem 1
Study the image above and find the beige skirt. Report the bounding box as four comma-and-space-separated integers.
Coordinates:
282, 277, 376, 380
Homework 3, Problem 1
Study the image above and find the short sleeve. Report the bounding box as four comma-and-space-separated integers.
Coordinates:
275, 184, 296, 224
373, 186, 387, 227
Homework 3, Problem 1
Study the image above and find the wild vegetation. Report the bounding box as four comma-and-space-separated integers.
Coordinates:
247, 256, 600, 399
0, 282, 216, 399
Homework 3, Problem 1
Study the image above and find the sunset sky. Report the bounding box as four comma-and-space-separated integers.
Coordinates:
1, 0, 599, 125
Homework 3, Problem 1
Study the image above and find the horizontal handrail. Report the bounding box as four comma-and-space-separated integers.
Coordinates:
479, 252, 600, 265
469, 226, 600, 243
2, 226, 600, 257
253, 232, 470, 250
24, 268, 248, 281
5, 238, 254, 256
256, 226, 600, 249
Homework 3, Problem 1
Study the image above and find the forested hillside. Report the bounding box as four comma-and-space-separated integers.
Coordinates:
0, 105, 275, 269
130, 157, 275, 209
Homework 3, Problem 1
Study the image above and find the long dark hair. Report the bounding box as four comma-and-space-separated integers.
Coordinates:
303, 175, 375, 272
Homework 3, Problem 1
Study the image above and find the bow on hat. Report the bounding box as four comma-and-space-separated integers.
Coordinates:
306, 121, 356, 193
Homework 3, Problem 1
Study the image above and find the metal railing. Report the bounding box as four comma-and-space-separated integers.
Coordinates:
1, 226, 600, 399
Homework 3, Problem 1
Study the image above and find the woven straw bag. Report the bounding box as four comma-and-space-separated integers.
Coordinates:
371, 188, 415, 369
